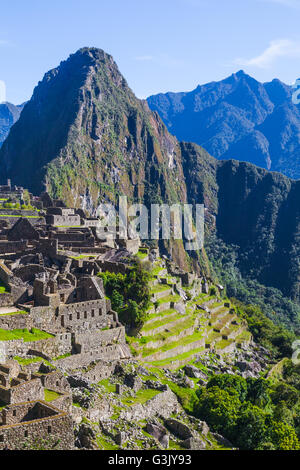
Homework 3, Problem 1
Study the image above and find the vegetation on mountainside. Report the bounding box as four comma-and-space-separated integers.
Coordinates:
206, 234, 300, 330
235, 302, 296, 359
98, 261, 151, 327
195, 372, 300, 450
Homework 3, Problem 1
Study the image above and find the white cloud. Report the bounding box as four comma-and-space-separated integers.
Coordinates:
234, 39, 300, 69
0, 40, 10, 46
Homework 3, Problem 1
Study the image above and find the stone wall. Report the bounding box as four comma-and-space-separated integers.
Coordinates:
55, 344, 131, 372
0, 334, 72, 362
74, 326, 126, 354
0, 377, 44, 405
29, 298, 111, 334
0, 241, 27, 254
0, 294, 14, 308
0, 401, 74, 450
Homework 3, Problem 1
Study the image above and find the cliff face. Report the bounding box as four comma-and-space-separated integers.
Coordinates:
181, 141, 300, 301
0, 48, 187, 211
148, 71, 300, 179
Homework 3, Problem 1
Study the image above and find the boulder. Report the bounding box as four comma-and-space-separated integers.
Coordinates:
164, 418, 192, 439
146, 422, 169, 449
183, 364, 208, 380
181, 437, 206, 450
212, 433, 234, 448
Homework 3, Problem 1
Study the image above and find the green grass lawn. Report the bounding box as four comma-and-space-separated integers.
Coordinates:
157, 294, 181, 305
121, 388, 160, 406
44, 388, 62, 401
136, 250, 148, 260
0, 279, 9, 294
0, 310, 28, 316
0, 328, 54, 342
150, 284, 172, 294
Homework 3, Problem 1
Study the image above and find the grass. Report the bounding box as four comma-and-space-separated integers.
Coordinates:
141, 311, 184, 333
52, 353, 71, 361
150, 284, 172, 294
0, 310, 28, 316
157, 294, 181, 305
146, 308, 177, 321
98, 378, 116, 393
136, 251, 148, 260
145, 346, 206, 367
44, 389, 62, 402
121, 388, 161, 406
13, 355, 54, 368
96, 434, 119, 450
141, 329, 205, 358
137, 314, 196, 346
0, 215, 40, 218
151, 266, 164, 276
0, 279, 9, 294
0, 328, 54, 342
71, 254, 98, 260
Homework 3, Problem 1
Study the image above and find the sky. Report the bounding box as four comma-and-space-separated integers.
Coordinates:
1, 0, 300, 104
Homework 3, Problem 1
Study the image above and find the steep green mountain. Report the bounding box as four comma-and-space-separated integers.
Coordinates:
0, 102, 24, 147
180, 141, 300, 306
0, 48, 186, 211
147, 71, 300, 179
1, 47, 300, 318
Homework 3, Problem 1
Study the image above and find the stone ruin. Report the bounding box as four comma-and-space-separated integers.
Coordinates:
0, 185, 142, 449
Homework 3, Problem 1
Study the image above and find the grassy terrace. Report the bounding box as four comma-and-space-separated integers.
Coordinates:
0, 214, 40, 218
137, 313, 204, 347
0, 328, 54, 342
71, 254, 98, 260
136, 250, 148, 260
151, 265, 165, 276
13, 355, 54, 368
156, 294, 181, 305
146, 346, 206, 367
120, 388, 161, 406
141, 311, 185, 333
146, 308, 177, 321
44, 389, 62, 402
141, 329, 206, 358
150, 284, 172, 294
0, 279, 9, 294
0, 310, 28, 316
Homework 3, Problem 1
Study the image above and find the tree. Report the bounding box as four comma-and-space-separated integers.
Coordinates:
269, 420, 300, 450
233, 403, 269, 450
207, 374, 248, 402
195, 386, 241, 436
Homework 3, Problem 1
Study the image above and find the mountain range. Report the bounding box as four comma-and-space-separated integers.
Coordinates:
147, 71, 300, 180
1, 48, 300, 311
0, 102, 24, 147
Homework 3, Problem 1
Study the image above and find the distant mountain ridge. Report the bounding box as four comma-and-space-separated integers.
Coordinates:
147, 71, 300, 179
0, 102, 24, 147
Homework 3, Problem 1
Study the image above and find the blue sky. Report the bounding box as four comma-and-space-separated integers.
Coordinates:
1, 0, 300, 103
